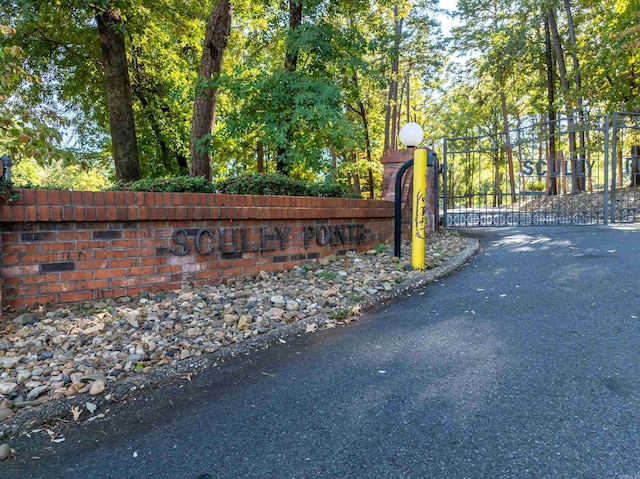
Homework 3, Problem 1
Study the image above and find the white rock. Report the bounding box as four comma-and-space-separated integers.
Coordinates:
0, 357, 19, 369
270, 295, 285, 305
0, 443, 11, 461
26, 385, 50, 401
89, 379, 105, 396
0, 408, 13, 422
267, 308, 285, 319
0, 382, 18, 395
125, 311, 140, 328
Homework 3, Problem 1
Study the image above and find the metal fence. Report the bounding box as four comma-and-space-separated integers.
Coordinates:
440, 114, 640, 227
610, 112, 640, 223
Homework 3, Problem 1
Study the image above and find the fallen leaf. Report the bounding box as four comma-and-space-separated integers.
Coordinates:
46, 429, 64, 443
86, 402, 97, 414
71, 406, 82, 422
324, 322, 336, 329
305, 323, 317, 333
322, 288, 339, 298
83, 323, 105, 335
180, 373, 193, 381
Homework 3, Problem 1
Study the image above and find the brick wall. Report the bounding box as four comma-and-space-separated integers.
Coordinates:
0, 190, 395, 309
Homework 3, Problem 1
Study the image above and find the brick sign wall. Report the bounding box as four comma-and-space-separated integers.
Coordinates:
0, 190, 395, 309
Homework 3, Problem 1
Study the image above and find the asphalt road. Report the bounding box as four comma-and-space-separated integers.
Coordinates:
4, 225, 640, 479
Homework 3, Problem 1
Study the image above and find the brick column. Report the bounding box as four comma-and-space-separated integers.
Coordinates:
380, 148, 438, 239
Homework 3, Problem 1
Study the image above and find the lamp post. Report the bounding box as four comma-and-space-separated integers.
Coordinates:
399, 122, 426, 271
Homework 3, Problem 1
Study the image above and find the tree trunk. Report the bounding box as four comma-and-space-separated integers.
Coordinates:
284, 0, 303, 72
564, 0, 586, 192
189, 0, 232, 181
559, 150, 567, 194
330, 146, 338, 182
516, 113, 527, 191
544, 17, 558, 196
351, 71, 374, 197
500, 91, 517, 203
493, 153, 502, 207
617, 146, 623, 187
368, 168, 375, 200
276, 0, 303, 174
351, 153, 361, 196
384, 5, 403, 152
406, 71, 411, 123
257, 140, 265, 173
548, 10, 581, 193
96, 9, 141, 182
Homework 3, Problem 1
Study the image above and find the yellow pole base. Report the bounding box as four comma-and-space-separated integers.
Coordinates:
412, 148, 427, 270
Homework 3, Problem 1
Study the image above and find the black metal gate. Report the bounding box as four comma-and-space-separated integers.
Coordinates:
441, 113, 640, 227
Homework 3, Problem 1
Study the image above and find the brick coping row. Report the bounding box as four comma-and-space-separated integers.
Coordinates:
0, 189, 394, 223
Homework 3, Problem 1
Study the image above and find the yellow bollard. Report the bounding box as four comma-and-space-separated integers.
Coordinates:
411, 148, 427, 270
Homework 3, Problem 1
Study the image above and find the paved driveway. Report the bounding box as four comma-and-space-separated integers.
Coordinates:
4, 225, 640, 479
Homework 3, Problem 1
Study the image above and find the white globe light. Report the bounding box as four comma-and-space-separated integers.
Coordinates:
398, 122, 424, 148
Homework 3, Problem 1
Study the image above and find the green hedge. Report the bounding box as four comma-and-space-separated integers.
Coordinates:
109, 174, 358, 198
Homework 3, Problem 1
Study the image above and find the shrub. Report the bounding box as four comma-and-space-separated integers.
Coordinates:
109, 173, 359, 198
108, 176, 216, 193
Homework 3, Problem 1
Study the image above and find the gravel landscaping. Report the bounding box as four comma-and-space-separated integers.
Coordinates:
0, 230, 478, 444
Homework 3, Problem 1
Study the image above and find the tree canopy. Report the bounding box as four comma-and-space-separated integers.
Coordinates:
0, 0, 636, 195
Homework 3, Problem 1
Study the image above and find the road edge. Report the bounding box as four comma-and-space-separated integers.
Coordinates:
1, 237, 480, 440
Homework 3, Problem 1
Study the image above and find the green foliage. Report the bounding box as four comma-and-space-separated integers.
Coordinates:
7, 0, 639, 199
315, 270, 338, 280
213, 173, 357, 198
0, 24, 69, 167
109, 175, 216, 193
0, 178, 20, 201
332, 307, 353, 320
527, 180, 546, 192
3, 1, 206, 177
109, 173, 357, 198
13, 159, 112, 191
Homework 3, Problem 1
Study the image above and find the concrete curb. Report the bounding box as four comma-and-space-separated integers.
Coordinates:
0, 237, 480, 440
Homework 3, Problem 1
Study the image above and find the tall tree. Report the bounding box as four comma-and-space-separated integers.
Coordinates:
275, 0, 303, 174
189, 0, 232, 180
384, 4, 403, 152
1, 0, 211, 180
547, 9, 581, 193
96, 7, 141, 182
544, 17, 558, 196
563, 0, 586, 192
